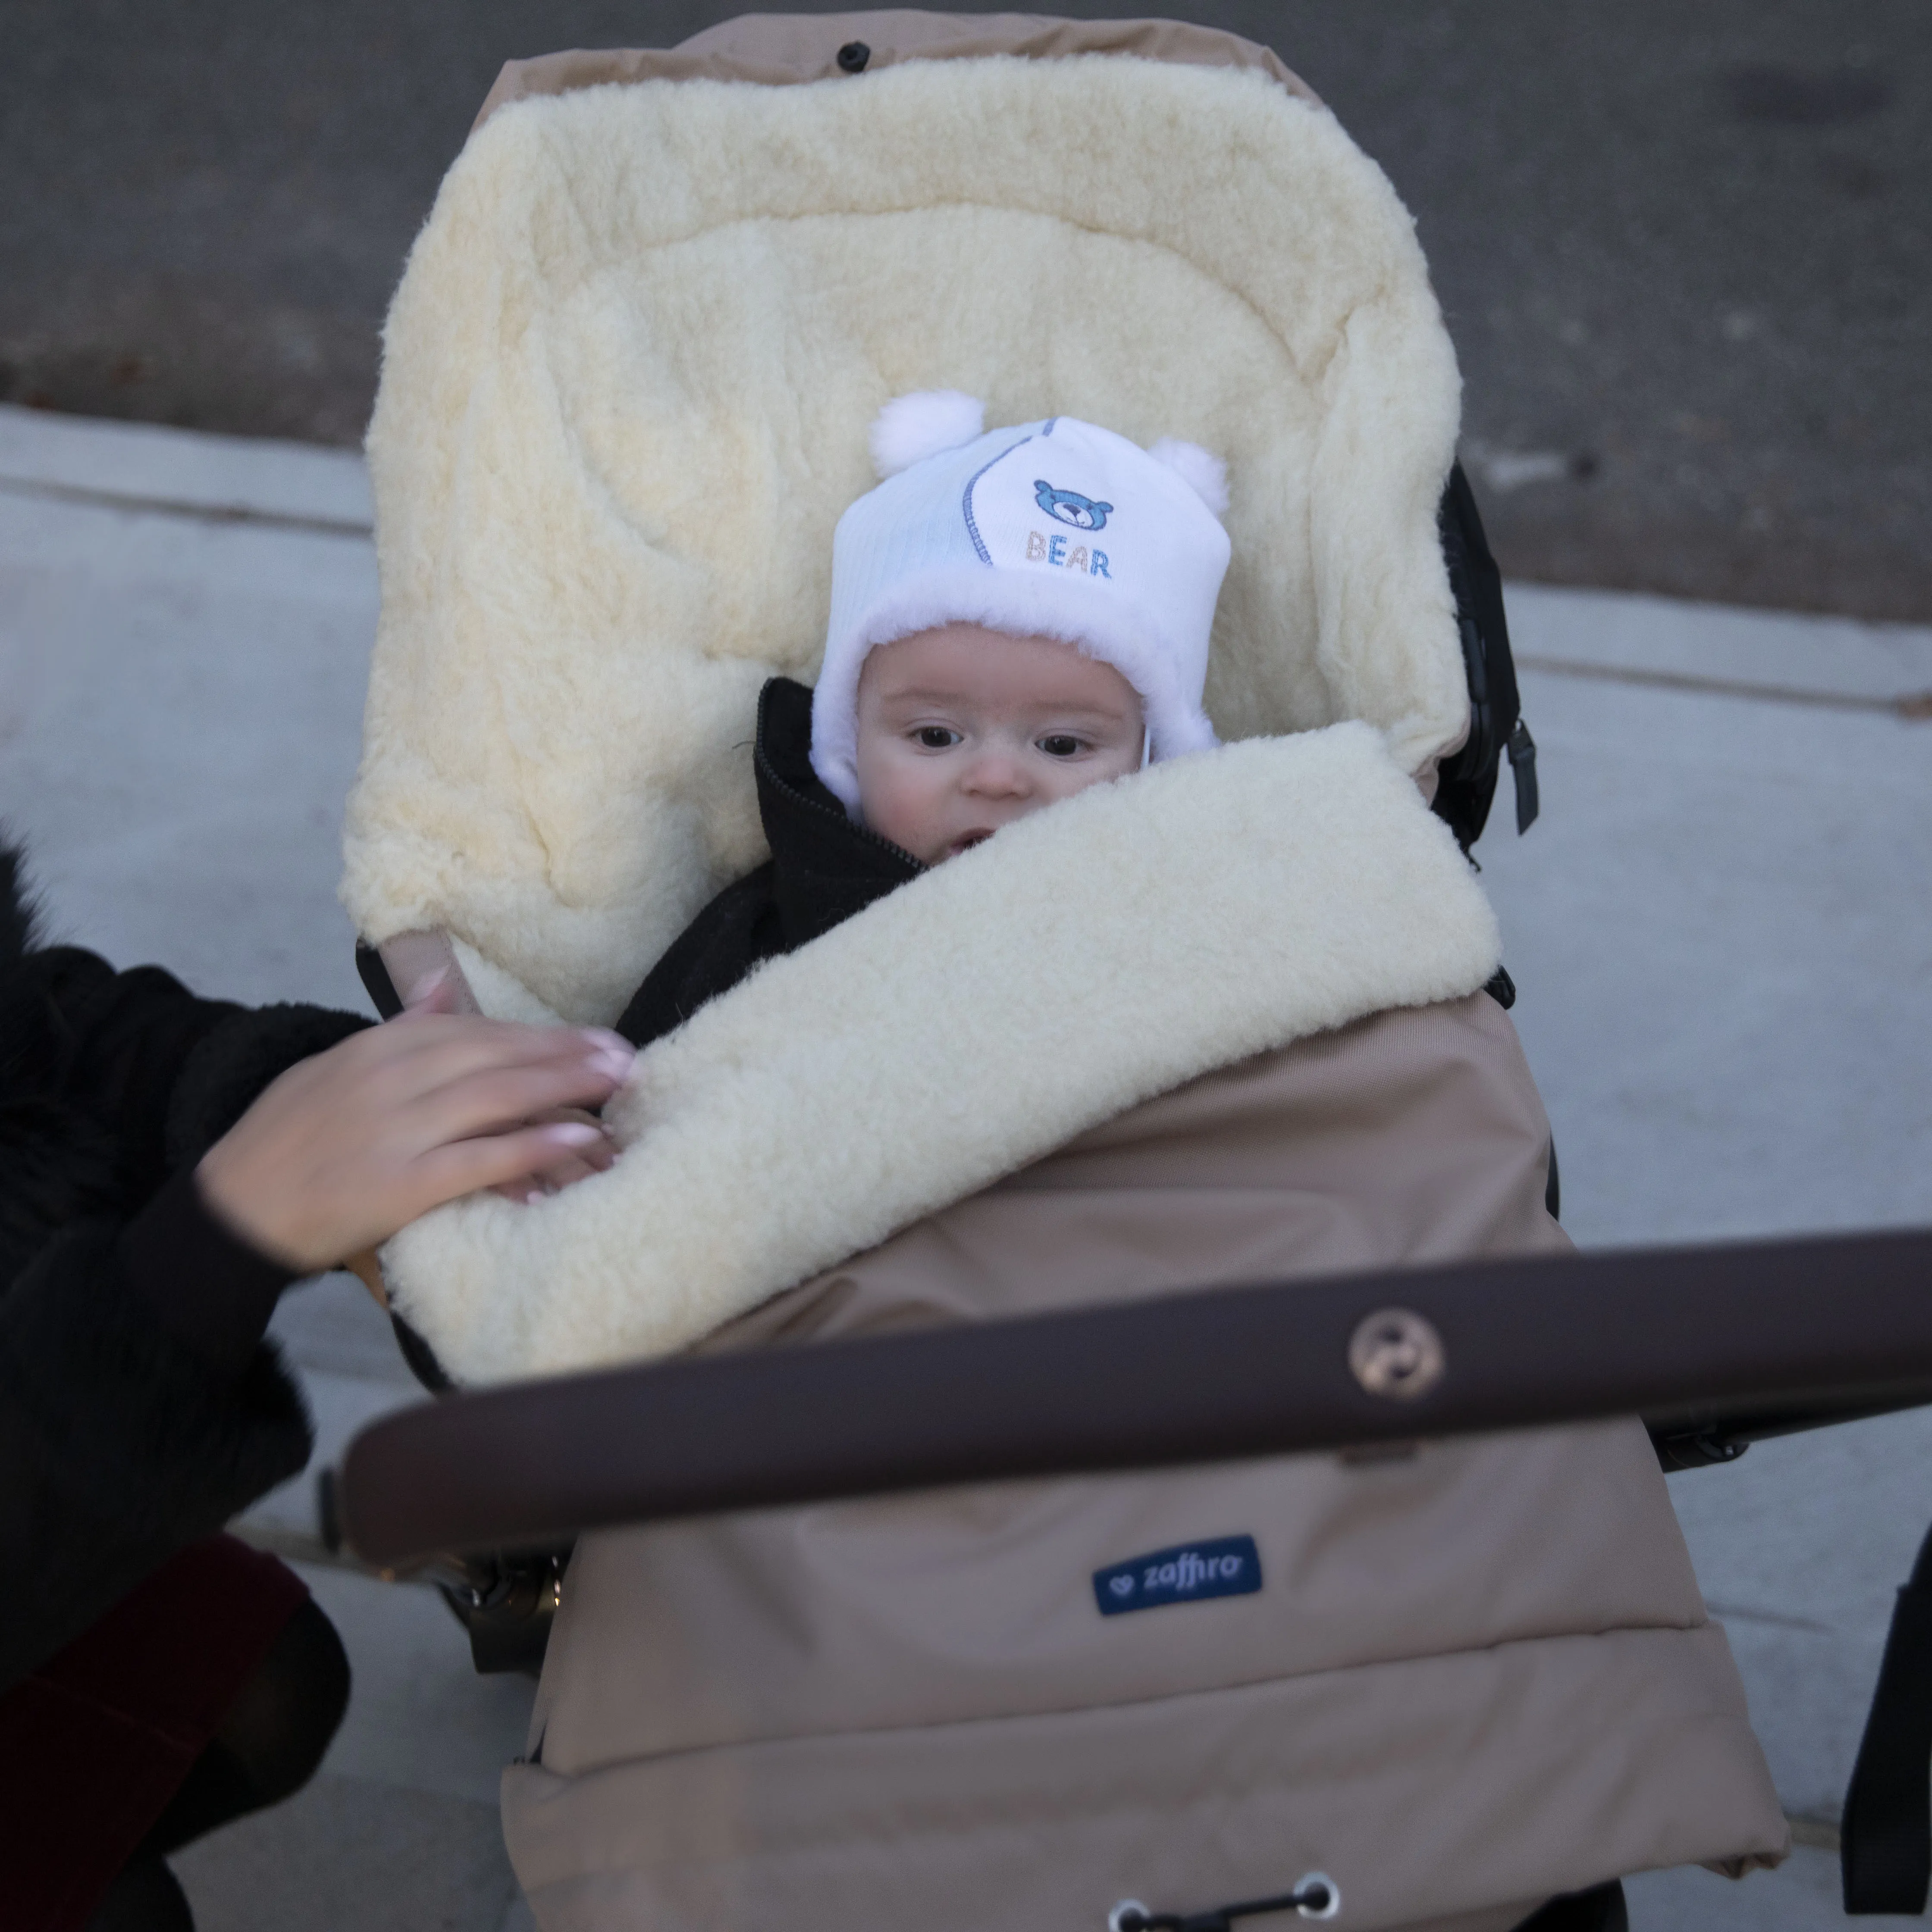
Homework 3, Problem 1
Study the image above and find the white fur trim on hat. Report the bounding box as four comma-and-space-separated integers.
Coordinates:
810, 563, 1222, 815
1148, 438, 1230, 516
869, 390, 985, 478
813, 409, 1232, 815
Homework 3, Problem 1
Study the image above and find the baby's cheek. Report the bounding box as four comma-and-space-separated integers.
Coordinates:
854, 753, 940, 854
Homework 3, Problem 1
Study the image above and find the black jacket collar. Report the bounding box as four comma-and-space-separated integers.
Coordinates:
755, 677, 922, 950
615, 679, 920, 1050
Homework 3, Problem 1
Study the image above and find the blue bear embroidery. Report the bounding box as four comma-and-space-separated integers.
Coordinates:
1034, 481, 1113, 531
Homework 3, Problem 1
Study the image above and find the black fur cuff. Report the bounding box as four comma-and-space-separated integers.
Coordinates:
121, 1168, 298, 1374
164, 1003, 371, 1171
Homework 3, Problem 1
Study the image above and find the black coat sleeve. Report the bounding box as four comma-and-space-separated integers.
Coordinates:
0, 886, 372, 1687
0, 1202, 312, 1687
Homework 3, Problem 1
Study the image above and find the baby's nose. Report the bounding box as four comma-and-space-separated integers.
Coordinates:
963, 746, 1031, 795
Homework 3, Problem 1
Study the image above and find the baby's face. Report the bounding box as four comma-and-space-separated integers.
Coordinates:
853, 624, 1144, 866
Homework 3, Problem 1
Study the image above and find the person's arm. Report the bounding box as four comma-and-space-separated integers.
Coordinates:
0, 1212, 311, 1689
0, 1004, 632, 1688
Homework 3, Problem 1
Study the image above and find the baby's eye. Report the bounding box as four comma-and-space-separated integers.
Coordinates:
914, 726, 961, 750
1037, 733, 1085, 758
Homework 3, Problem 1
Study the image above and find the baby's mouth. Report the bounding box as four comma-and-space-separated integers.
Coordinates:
945, 828, 994, 859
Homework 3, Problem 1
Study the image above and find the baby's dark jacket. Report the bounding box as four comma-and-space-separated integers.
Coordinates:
616, 677, 921, 1051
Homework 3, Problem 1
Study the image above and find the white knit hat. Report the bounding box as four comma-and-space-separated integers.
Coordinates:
809, 393, 1233, 812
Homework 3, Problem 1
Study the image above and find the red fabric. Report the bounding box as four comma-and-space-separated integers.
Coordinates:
0, 1534, 307, 1931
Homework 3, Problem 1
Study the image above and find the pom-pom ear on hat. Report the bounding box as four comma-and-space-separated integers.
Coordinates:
1148, 438, 1229, 517
869, 391, 985, 478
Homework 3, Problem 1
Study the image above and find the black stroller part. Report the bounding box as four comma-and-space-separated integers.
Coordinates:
1506, 717, 1540, 836
432, 1547, 568, 1677
349, 941, 464, 1395
1478, 965, 1565, 1228
1515, 1882, 1628, 1932
1433, 462, 1537, 851
1110, 1871, 1339, 1929
323, 1469, 561, 1674
354, 938, 405, 1019
390, 1309, 456, 1394
1841, 1518, 1932, 1914
336, 1225, 1932, 1571
1651, 1390, 1932, 1472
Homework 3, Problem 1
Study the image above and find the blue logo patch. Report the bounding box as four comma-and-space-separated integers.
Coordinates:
1034, 480, 1113, 531
1093, 1535, 1262, 1617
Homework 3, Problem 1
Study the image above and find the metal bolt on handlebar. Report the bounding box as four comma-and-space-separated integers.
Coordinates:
1348, 1307, 1444, 1399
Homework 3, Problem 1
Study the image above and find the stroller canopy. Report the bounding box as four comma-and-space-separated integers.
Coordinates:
342, 10, 1470, 1026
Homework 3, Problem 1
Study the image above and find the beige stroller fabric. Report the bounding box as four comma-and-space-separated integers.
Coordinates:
339, 14, 1788, 1924
469, 10, 1320, 122
506, 997, 1785, 1932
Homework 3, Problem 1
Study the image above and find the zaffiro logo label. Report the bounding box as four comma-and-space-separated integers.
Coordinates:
1092, 1534, 1263, 1617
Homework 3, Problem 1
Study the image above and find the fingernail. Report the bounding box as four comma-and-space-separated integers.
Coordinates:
548, 1122, 605, 1148
591, 1045, 635, 1083
580, 1029, 632, 1055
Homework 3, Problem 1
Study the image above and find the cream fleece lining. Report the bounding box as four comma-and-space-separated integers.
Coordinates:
382, 724, 1500, 1384
342, 52, 1467, 1027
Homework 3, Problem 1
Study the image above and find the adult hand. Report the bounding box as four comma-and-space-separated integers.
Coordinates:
195, 1006, 635, 1273
390, 963, 624, 1204
490, 1105, 618, 1204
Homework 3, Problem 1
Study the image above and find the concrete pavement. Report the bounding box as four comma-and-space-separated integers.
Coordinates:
3, 402, 1931, 1927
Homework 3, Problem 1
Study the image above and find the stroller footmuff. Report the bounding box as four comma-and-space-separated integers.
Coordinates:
340, 13, 1787, 1928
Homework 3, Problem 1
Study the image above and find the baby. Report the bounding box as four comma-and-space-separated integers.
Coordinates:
809, 394, 1227, 835
616, 398, 1231, 1051
506, 399, 1232, 1188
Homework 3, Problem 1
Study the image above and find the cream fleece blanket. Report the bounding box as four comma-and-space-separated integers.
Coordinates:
382, 724, 1499, 1382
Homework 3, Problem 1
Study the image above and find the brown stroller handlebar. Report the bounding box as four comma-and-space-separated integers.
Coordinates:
336, 1226, 1932, 1571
